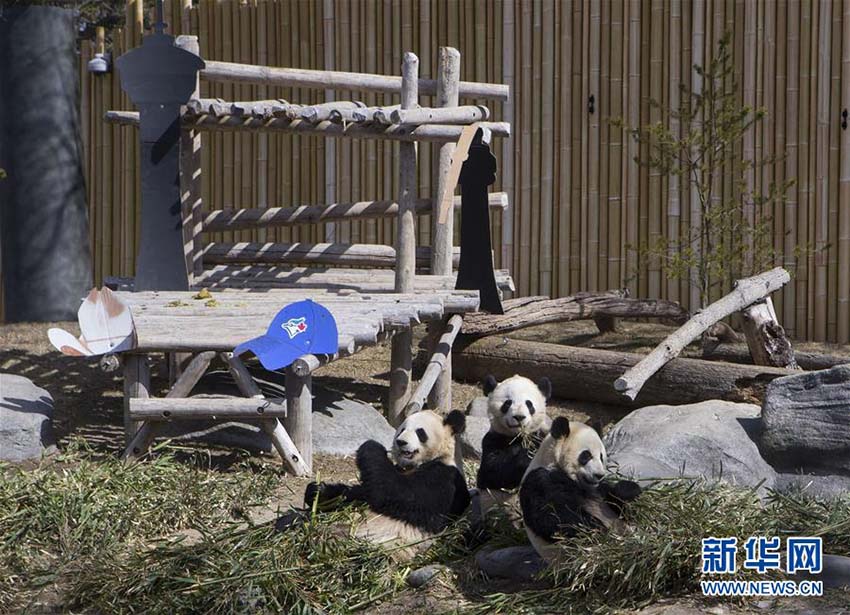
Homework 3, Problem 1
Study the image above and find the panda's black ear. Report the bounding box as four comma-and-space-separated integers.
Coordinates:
550, 416, 570, 440
482, 374, 498, 396
444, 410, 466, 435
537, 377, 552, 401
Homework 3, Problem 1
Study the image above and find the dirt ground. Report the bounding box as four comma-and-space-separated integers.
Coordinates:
2, 320, 849, 613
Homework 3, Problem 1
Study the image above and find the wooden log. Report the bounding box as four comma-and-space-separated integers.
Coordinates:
350, 104, 401, 123
199, 59, 510, 101
460, 291, 688, 337
395, 51, 419, 293
614, 268, 792, 400
389, 52, 420, 427
453, 336, 791, 407
122, 422, 156, 461
104, 110, 511, 143
129, 396, 288, 420
741, 298, 801, 370
123, 355, 150, 445
702, 345, 849, 371
201, 193, 508, 232
203, 241, 459, 268
221, 352, 310, 475
284, 364, 312, 474
165, 350, 215, 398
300, 100, 364, 123
404, 314, 463, 415
391, 104, 488, 126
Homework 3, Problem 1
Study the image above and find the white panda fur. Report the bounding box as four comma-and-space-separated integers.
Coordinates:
303, 410, 470, 562
519, 418, 642, 564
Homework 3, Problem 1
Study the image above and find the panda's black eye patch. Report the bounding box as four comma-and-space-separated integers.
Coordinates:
500, 400, 512, 414
415, 428, 428, 444
525, 400, 536, 415
579, 450, 592, 466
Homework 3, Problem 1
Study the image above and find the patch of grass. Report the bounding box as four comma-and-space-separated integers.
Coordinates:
0, 439, 280, 611
475, 480, 850, 613
66, 510, 406, 614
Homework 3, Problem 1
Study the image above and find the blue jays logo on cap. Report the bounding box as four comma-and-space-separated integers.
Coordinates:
234, 299, 338, 370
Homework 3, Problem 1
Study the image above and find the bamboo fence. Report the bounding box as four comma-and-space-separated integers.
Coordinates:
33, 0, 849, 343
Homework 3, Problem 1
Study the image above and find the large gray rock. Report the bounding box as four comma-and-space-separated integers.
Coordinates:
475, 545, 546, 581
775, 473, 850, 499
761, 365, 850, 474
466, 396, 489, 418
460, 415, 490, 459
0, 374, 56, 461
605, 400, 776, 490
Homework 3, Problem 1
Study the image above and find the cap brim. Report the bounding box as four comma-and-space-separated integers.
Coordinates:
234, 335, 302, 371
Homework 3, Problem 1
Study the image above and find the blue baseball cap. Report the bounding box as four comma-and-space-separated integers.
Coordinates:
234, 299, 339, 370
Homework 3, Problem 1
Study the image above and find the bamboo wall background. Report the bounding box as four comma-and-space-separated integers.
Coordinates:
70, 0, 850, 342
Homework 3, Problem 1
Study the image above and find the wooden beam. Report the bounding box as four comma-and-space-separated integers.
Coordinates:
129, 396, 288, 420
392, 104, 488, 126
104, 110, 511, 143
404, 314, 464, 415
122, 355, 150, 445
201, 193, 509, 232
199, 59, 510, 100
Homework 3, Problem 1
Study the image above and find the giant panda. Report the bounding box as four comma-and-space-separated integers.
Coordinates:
519, 416, 642, 564
302, 409, 470, 562
476, 374, 553, 492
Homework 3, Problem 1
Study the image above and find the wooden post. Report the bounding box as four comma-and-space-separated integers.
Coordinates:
741, 298, 801, 370
428, 47, 461, 416
403, 314, 464, 416
389, 52, 419, 427
284, 365, 313, 474
122, 354, 150, 444
175, 35, 204, 281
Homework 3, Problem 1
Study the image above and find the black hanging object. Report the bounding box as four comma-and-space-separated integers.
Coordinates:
455, 129, 504, 315
842, 108, 848, 131
588, 94, 596, 114
115, 10, 204, 291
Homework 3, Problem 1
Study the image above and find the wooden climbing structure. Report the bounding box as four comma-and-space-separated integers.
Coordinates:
106, 22, 511, 474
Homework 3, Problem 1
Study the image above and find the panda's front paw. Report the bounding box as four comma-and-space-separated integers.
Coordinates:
610, 479, 642, 502
356, 440, 389, 467
304, 481, 322, 508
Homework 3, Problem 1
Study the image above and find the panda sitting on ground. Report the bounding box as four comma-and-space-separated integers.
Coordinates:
520, 416, 642, 564
476, 374, 553, 492
299, 409, 470, 561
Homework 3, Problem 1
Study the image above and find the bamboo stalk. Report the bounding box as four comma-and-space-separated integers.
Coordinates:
813, 0, 831, 341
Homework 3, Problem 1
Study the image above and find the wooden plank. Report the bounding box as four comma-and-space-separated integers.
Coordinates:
165, 351, 215, 398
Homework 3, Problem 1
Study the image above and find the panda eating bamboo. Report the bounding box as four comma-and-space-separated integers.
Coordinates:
520, 416, 643, 564
301, 409, 470, 562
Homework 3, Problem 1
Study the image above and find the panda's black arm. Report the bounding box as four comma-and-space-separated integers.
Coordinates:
304, 481, 369, 510
597, 479, 642, 516
520, 468, 590, 542
355, 441, 468, 532
476, 433, 532, 490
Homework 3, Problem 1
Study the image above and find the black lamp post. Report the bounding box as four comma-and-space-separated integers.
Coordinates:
115, 1, 204, 291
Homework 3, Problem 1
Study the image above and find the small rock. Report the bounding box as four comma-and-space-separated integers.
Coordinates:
755, 600, 776, 610
761, 365, 850, 474
605, 400, 776, 490
475, 545, 546, 581
460, 415, 490, 459
466, 396, 489, 418
0, 374, 56, 461
406, 564, 444, 588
